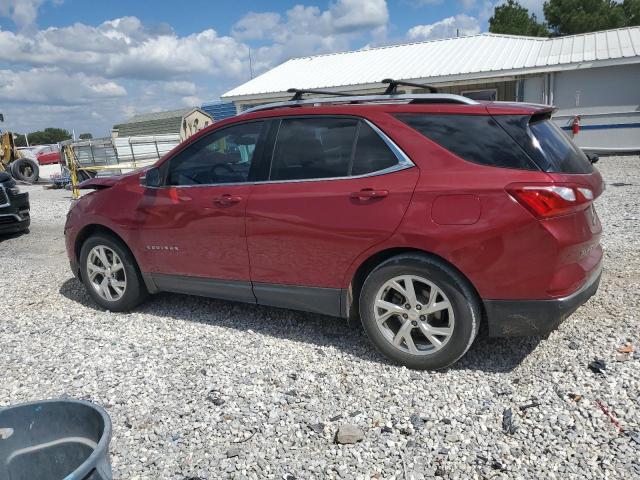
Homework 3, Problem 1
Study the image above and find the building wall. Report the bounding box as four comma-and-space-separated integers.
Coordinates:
551, 63, 640, 151
180, 110, 213, 140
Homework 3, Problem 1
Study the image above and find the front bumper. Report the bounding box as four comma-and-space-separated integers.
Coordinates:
484, 263, 602, 337
0, 191, 30, 234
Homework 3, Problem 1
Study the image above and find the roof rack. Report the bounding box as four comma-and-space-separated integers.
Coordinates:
241, 93, 478, 115
287, 88, 352, 101
382, 78, 438, 94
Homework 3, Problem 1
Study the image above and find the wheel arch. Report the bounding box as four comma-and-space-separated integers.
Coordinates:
346, 247, 483, 321
74, 224, 143, 280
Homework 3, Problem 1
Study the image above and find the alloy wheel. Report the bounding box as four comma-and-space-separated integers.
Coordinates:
86, 245, 127, 302
374, 275, 455, 355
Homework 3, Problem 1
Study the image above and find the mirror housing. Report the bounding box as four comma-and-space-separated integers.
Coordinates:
586, 152, 599, 164
140, 166, 161, 188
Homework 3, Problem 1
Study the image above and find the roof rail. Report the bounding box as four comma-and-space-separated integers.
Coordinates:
241, 93, 478, 115
382, 78, 438, 94
287, 88, 352, 101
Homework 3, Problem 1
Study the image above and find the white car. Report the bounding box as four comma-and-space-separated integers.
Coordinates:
17, 145, 56, 159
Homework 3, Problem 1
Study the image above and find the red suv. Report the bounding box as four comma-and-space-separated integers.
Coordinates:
64, 90, 603, 369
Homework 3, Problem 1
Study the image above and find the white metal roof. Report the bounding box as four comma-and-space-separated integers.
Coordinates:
223, 27, 640, 101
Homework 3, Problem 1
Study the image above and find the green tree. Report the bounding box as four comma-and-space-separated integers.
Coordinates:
543, 0, 627, 35
14, 134, 27, 147
489, 0, 550, 36
79, 133, 93, 140
622, 0, 640, 25
25, 128, 72, 145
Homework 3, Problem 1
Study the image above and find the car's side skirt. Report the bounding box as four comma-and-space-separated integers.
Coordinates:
142, 273, 345, 318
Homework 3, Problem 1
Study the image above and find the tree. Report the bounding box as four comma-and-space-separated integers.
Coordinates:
23, 128, 72, 145
79, 133, 93, 140
622, 0, 640, 25
489, 0, 549, 36
14, 134, 27, 147
543, 0, 627, 35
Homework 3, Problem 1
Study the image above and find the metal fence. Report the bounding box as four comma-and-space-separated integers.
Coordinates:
61, 134, 181, 198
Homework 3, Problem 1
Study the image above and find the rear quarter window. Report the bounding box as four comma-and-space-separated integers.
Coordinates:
396, 114, 538, 170
493, 115, 593, 174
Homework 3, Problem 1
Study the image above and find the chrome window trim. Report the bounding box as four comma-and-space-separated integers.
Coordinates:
158, 118, 415, 189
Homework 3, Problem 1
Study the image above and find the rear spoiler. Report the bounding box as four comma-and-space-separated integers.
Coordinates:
77, 176, 120, 190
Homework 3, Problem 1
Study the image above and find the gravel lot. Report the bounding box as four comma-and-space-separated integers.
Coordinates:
1, 156, 638, 479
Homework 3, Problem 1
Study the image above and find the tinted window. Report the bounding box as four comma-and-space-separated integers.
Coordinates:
270, 118, 358, 180
493, 115, 592, 174
529, 119, 593, 174
396, 114, 537, 170
352, 122, 398, 175
167, 122, 263, 186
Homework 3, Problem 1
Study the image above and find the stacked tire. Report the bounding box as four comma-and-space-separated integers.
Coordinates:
11, 158, 39, 183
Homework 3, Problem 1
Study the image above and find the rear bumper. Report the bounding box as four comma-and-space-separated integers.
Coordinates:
484, 262, 602, 337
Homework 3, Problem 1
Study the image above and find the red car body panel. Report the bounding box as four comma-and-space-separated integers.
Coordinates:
65, 100, 603, 336
246, 166, 419, 288
37, 150, 61, 165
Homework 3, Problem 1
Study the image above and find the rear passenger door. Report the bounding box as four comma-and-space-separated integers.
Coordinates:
246, 116, 419, 316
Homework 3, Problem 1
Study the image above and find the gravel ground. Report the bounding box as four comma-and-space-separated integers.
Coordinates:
1, 156, 638, 479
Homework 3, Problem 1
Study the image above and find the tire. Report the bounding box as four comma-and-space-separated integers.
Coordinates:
79, 233, 148, 311
11, 158, 39, 183
359, 254, 481, 370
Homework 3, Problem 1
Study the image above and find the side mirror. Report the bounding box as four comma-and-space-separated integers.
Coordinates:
586, 152, 599, 164
140, 166, 161, 187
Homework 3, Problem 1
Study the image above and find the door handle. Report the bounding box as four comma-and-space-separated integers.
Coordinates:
215, 194, 243, 206
350, 189, 389, 200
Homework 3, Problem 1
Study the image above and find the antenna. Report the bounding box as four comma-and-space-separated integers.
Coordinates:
248, 47, 254, 79
382, 78, 438, 94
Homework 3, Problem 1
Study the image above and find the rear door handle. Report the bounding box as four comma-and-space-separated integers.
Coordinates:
350, 189, 389, 200
215, 194, 243, 206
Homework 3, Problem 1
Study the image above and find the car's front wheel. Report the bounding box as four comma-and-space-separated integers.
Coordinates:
79, 233, 148, 311
359, 254, 481, 370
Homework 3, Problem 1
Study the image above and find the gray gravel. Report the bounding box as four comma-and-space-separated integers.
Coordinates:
1, 156, 639, 479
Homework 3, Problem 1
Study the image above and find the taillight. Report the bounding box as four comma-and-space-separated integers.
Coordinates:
506, 183, 594, 218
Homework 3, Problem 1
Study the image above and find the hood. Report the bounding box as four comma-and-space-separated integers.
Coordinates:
77, 176, 121, 190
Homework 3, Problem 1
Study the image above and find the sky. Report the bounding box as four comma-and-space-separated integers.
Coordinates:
0, 0, 545, 137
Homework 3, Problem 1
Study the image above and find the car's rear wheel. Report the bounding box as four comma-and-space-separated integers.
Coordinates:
359, 254, 480, 370
79, 233, 148, 311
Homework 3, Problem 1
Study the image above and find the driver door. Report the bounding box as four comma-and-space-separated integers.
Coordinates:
136, 120, 266, 297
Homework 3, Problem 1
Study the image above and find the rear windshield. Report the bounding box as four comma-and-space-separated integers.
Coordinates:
493, 115, 593, 174
395, 114, 538, 170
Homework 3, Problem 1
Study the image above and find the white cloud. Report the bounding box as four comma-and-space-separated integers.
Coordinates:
0, 17, 251, 82
232, 0, 389, 66
459, 0, 477, 10
0, 0, 48, 29
407, 14, 481, 40
0, 2, 393, 135
0, 67, 126, 105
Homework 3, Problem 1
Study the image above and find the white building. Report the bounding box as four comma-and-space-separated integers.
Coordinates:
222, 27, 640, 152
